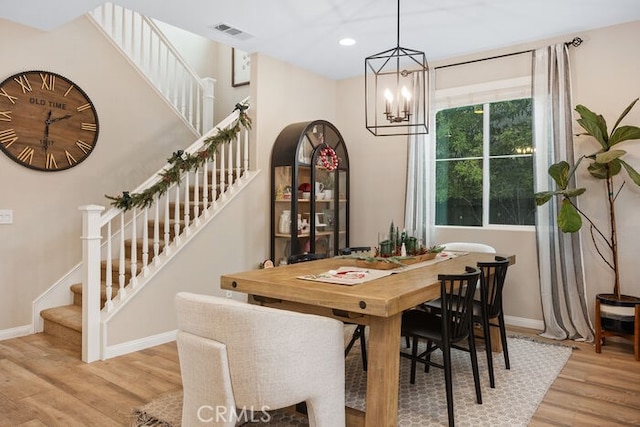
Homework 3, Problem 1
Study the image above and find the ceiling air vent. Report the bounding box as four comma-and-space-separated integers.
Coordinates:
210, 22, 253, 40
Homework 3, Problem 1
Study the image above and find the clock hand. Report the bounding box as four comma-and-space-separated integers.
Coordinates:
42, 113, 72, 151
47, 114, 72, 123
42, 110, 52, 150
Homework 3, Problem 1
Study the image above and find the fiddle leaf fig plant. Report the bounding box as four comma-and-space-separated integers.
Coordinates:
534, 98, 640, 299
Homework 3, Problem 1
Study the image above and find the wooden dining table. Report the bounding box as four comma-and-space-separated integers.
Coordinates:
220, 251, 515, 427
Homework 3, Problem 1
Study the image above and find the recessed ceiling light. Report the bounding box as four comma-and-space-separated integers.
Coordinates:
339, 38, 356, 46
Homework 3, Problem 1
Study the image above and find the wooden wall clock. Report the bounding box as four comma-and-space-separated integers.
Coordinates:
0, 70, 99, 171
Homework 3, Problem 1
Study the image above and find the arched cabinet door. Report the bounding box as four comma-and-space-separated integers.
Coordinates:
270, 120, 349, 265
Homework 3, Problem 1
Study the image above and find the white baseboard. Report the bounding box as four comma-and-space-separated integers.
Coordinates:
102, 329, 177, 360
0, 324, 33, 341
504, 314, 544, 331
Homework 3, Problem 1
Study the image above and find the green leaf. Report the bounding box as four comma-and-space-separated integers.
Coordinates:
548, 161, 570, 189
534, 191, 555, 206
575, 104, 608, 149
587, 162, 609, 179
595, 149, 625, 164
611, 98, 639, 132
557, 199, 582, 232
609, 125, 640, 146
619, 159, 640, 186
563, 188, 586, 198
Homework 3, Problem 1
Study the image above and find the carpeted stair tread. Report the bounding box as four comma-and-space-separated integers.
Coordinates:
70, 282, 121, 306
41, 304, 82, 332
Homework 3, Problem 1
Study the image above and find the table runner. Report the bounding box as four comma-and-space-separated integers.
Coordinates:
297, 251, 467, 285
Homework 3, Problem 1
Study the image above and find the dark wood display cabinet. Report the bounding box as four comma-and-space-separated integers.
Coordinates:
270, 120, 350, 265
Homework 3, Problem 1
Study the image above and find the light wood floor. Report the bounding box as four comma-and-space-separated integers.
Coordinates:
0, 327, 638, 426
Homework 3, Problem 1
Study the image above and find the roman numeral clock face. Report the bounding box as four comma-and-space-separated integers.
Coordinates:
0, 70, 99, 171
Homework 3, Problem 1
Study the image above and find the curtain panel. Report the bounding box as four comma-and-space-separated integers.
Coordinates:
404, 72, 433, 247
532, 44, 594, 341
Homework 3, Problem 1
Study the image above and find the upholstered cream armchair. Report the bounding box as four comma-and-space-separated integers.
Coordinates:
175, 292, 346, 427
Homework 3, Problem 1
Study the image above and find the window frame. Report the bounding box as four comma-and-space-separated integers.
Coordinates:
432, 77, 535, 230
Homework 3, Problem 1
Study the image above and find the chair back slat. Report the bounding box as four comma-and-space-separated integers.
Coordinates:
288, 252, 327, 264
439, 266, 481, 342
477, 256, 510, 318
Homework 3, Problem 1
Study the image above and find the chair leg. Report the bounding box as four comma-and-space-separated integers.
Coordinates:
410, 336, 419, 384
345, 325, 368, 370
497, 312, 510, 369
442, 343, 455, 427
358, 326, 368, 371
481, 316, 495, 388
344, 325, 361, 356
468, 328, 482, 405
424, 340, 433, 373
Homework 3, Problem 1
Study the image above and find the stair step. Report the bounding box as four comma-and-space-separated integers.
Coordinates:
70, 282, 121, 307
41, 305, 82, 346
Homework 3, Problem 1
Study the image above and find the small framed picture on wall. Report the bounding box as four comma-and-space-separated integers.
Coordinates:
232, 48, 250, 87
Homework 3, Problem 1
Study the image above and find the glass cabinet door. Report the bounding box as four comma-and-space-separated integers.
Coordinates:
270, 120, 349, 265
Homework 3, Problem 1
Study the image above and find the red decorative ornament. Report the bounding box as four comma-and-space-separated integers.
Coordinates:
319, 146, 339, 171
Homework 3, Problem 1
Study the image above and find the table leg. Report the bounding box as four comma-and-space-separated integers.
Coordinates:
365, 313, 401, 427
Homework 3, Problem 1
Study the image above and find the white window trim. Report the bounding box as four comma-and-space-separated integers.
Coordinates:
432, 76, 534, 229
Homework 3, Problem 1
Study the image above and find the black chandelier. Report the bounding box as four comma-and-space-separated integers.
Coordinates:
365, 0, 429, 136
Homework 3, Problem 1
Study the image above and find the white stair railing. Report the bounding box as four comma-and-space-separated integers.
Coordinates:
80, 102, 254, 362
88, 2, 214, 134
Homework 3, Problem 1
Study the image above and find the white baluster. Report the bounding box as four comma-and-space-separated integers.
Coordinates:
142, 206, 150, 276
235, 132, 241, 183
193, 169, 201, 226
184, 172, 191, 236
154, 194, 161, 265
243, 127, 249, 178
211, 153, 219, 210
118, 213, 127, 299
174, 184, 182, 245
228, 133, 235, 192
104, 220, 113, 312
219, 143, 226, 199
129, 207, 138, 287
202, 161, 210, 217
163, 193, 172, 255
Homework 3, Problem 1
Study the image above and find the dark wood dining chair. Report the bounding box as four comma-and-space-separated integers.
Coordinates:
424, 256, 511, 388
338, 246, 371, 255
401, 266, 482, 427
339, 246, 372, 371
287, 252, 327, 264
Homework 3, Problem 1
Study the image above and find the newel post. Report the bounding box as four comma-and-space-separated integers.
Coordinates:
80, 204, 105, 363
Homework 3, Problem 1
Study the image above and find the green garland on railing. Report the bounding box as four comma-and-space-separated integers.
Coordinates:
105, 103, 252, 211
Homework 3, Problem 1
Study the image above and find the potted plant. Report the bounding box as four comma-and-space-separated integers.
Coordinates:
534, 98, 640, 341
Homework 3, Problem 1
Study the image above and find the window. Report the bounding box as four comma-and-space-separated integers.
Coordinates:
435, 98, 534, 226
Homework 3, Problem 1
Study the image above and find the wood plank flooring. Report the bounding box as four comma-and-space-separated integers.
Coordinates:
0, 327, 638, 426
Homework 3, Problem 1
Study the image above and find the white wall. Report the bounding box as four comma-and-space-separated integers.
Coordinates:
571, 21, 640, 303
0, 16, 198, 332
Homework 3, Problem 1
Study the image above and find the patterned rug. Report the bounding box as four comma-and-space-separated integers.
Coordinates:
133, 336, 572, 426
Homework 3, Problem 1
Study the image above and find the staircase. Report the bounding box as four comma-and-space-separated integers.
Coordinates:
88, 2, 215, 135
39, 168, 239, 349
35, 4, 256, 362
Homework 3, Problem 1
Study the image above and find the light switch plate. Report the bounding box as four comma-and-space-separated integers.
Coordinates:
0, 210, 13, 224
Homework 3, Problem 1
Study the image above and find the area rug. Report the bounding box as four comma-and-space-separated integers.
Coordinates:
133, 337, 572, 426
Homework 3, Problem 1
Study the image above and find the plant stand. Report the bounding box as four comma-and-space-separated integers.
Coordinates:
595, 293, 640, 360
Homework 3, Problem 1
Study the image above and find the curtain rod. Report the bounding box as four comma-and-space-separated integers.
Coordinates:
433, 36, 583, 70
